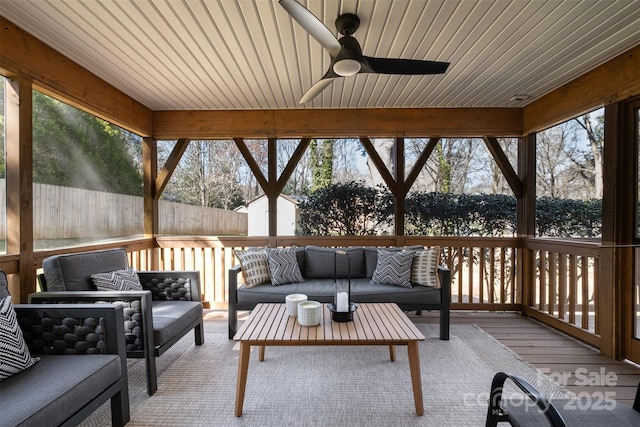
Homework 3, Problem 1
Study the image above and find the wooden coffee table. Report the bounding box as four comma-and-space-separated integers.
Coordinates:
233, 302, 426, 416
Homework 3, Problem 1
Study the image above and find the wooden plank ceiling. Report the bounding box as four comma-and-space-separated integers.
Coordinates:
0, 0, 639, 111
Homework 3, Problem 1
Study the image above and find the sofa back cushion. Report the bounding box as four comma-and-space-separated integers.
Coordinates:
43, 249, 130, 291
304, 246, 365, 279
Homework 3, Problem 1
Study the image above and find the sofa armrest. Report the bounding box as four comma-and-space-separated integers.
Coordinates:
228, 265, 243, 339
13, 303, 126, 358
228, 265, 242, 305
29, 291, 154, 353
437, 266, 451, 304
137, 270, 202, 302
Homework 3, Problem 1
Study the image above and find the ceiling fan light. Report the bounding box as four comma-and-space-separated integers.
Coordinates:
333, 58, 361, 76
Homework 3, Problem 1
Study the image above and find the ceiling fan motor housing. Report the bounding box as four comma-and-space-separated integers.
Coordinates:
335, 13, 360, 36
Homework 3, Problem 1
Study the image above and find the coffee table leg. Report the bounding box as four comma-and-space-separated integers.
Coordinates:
389, 345, 396, 362
259, 345, 265, 361
407, 341, 424, 416
235, 342, 251, 417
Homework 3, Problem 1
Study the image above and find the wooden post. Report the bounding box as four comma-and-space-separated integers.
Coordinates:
5, 73, 34, 302
599, 101, 635, 359
518, 134, 536, 307
142, 137, 159, 269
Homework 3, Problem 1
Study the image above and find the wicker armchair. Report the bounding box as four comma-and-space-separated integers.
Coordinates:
31, 248, 204, 396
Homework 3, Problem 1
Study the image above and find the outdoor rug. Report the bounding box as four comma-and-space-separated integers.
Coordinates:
81, 313, 571, 427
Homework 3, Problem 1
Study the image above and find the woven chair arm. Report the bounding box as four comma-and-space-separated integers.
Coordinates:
137, 271, 201, 302
29, 291, 153, 353
13, 303, 126, 356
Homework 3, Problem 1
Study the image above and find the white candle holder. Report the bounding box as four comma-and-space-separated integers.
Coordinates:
285, 293, 307, 317
297, 301, 321, 326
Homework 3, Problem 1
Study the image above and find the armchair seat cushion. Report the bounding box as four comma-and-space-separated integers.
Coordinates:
0, 354, 121, 427
151, 300, 203, 346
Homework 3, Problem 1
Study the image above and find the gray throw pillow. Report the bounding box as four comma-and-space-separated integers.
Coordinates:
371, 249, 415, 288
267, 247, 304, 286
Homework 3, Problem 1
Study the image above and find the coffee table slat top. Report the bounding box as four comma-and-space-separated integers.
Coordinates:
233, 302, 425, 344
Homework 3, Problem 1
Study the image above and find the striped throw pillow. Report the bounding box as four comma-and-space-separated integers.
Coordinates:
0, 296, 40, 380
234, 247, 271, 287
411, 247, 441, 288
267, 247, 304, 286
370, 249, 415, 288
91, 267, 143, 291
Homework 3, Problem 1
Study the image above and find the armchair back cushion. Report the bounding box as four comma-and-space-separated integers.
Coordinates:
43, 249, 129, 291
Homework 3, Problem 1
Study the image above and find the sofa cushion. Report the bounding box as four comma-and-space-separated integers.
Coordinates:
236, 278, 442, 306
371, 249, 415, 288
151, 301, 203, 346
304, 246, 365, 279
43, 248, 130, 291
0, 296, 40, 380
411, 247, 441, 288
234, 247, 271, 287
91, 267, 143, 291
267, 247, 304, 285
0, 354, 121, 427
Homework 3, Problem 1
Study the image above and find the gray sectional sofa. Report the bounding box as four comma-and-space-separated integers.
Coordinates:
0, 272, 130, 427
228, 245, 451, 340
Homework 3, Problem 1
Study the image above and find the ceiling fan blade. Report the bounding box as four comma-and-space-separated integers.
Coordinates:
279, 0, 341, 57
362, 56, 450, 75
299, 78, 335, 104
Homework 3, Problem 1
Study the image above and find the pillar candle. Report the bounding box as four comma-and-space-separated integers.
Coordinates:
337, 291, 349, 312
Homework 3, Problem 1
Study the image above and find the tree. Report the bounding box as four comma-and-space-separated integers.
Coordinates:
32, 91, 142, 195
309, 139, 334, 193
161, 140, 244, 209
574, 113, 604, 198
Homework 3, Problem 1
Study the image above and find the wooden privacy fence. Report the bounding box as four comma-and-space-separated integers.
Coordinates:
0, 181, 247, 238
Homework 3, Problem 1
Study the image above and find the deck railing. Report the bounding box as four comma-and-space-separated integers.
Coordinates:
7, 234, 601, 349
522, 237, 601, 348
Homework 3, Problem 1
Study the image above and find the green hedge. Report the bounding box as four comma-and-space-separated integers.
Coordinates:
297, 182, 602, 237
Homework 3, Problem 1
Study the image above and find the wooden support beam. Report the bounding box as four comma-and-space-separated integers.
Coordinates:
5, 73, 34, 302
405, 137, 440, 191
268, 138, 278, 236
517, 134, 536, 308
155, 138, 190, 199
153, 108, 523, 139
142, 137, 158, 241
360, 137, 398, 196
0, 17, 152, 136
275, 138, 311, 194
524, 44, 640, 133
234, 138, 269, 192
395, 137, 406, 236
483, 137, 523, 199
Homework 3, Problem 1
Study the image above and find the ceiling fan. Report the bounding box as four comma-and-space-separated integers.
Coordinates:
279, 0, 450, 104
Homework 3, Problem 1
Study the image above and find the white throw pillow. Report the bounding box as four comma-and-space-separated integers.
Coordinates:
0, 296, 40, 380
234, 247, 271, 287
91, 267, 143, 291
411, 247, 441, 288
